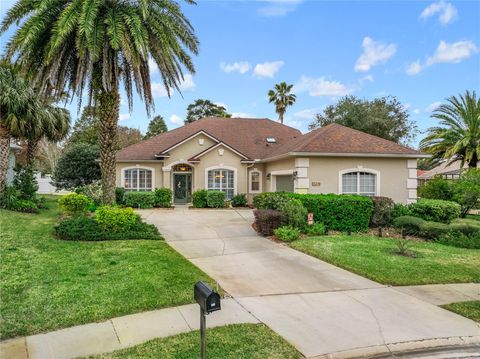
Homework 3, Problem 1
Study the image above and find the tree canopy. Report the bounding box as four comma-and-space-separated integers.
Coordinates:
420, 90, 480, 168
268, 82, 296, 124
185, 99, 231, 124
309, 95, 417, 144
145, 115, 168, 139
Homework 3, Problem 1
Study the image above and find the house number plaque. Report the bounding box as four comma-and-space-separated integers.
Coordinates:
311, 181, 321, 186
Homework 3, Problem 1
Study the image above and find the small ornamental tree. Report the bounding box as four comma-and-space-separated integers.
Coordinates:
418, 177, 455, 201
52, 143, 101, 190
453, 169, 480, 217
370, 196, 394, 237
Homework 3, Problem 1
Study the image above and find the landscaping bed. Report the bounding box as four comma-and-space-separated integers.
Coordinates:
86, 324, 301, 359
290, 235, 480, 285
0, 198, 216, 339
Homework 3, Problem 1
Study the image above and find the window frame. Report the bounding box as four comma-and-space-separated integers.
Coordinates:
205, 165, 237, 200
249, 169, 262, 193
121, 166, 155, 191
338, 168, 380, 196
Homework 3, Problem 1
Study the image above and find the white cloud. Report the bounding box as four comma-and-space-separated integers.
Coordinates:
257, 0, 303, 17
420, 1, 458, 25
169, 114, 184, 125
359, 75, 374, 83
293, 108, 320, 120
425, 101, 442, 112
406, 60, 423, 75
413, 109, 421, 114
354, 37, 397, 72
231, 112, 255, 118
214, 102, 228, 110
426, 40, 478, 66
220, 61, 251, 74
119, 113, 130, 121
253, 61, 284, 78
294, 76, 352, 97
148, 57, 158, 75
151, 74, 196, 98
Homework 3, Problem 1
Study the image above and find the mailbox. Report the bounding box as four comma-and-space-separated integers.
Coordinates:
194, 281, 221, 314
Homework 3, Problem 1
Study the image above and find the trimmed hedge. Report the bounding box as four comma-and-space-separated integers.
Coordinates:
154, 188, 172, 208
115, 187, 126, 205
274, 226, 301, 242
192, 190, 208, 208
206, 190, 225, 208
95, 206, 139, 232
55, 216, 161, 241
254, 209, 283, 236
409, 199, 460, 223
393, 216, 425, 235
278, 199, 307, 230
419, 221, 450, 240
253, 192, 290, 210
58, 193, 93, 215
125, 191, 156, 209
288, 193, 373, 232
437, 232, 480, 249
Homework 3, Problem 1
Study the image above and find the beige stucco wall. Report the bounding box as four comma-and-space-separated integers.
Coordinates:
307, 157, 413, 203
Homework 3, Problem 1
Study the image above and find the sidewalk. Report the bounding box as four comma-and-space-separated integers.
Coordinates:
0, 299, 258, 359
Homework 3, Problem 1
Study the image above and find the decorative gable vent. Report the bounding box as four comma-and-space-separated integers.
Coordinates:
266, 137, 276, 143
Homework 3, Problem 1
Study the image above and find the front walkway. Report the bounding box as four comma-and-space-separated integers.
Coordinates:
143, 207, 480, 358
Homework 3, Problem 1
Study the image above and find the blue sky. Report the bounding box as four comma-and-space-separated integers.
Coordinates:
1, 0, 479, 146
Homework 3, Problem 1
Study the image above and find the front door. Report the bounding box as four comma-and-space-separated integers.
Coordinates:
173, 173, 192, 204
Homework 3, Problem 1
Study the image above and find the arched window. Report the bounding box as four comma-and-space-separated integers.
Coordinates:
341, 171, 377, 196
207, 168, 235, 199
123, 168, 153, 191
249, 170, 262, 193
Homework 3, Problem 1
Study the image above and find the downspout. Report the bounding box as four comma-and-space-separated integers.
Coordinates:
246, 162, 255, 203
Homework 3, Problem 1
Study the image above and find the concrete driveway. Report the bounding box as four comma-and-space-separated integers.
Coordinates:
141, 208, 480, 358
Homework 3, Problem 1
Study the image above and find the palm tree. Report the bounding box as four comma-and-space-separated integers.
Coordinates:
420, 91, 480, 168
1, 0, 199, 204
268, 82, 296, 124
0, 61, 40, 192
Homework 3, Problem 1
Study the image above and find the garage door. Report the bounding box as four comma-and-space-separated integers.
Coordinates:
276, 175, 294, 192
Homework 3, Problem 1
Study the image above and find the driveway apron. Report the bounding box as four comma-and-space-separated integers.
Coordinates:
142, 208, 480, 358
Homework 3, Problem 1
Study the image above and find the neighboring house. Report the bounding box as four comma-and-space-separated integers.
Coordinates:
116, 117, 427, 204
417, 160, 474, 185
6, 143, 21, 185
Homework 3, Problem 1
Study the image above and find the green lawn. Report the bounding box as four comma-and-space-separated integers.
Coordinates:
291, 235, 480, 286
87, 324, 301, 359
442, 301, 480, 322
0, 198, 215, 339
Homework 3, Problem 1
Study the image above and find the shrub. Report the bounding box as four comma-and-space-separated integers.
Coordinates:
231, 193, 247, 207
154, 188, 172, 208
305, 222, 326, 236
206, 190, 225, 208
409, 199, 460, 223
274, 226, 301, 242
58, 193, 93, 215
253, 209, 283, 236
392, 203, 412, 219
437, 232, 480, 249
12, 165, 38, 201
289, 193, 373, 232
0, 186, 20, 210
418, 177, 455, 201
453, 169, 480, 217
419, 221, 450, 240
55, 216, 161, 241
124, 191, 156, 208
278, 199, 307, 230
449, 219, 480, 237
192, 189, 208, 208
95, 206, 139, 232
393, 216, 425, 235
370, 196, 394, 228
14, 199, 38, 213
75, 180, 102, 205
115, 187, 126, 205
252, 192, 290, 210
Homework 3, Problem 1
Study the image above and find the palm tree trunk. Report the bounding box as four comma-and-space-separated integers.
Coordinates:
468, 153, 478, 168
0, 125, 11, 193
279, 112, 284, 124
97, 90, 120, 205
26, 139, 39, 170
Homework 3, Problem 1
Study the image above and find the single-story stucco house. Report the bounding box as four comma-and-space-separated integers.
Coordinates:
116, 117, 428, 205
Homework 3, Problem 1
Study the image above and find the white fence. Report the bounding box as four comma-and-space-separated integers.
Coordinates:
35, 173, 70, 195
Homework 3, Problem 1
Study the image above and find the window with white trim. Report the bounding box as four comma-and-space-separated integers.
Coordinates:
249, 170, 262, 193
341, 171, 376, 196
207, 169, 234, 199
124, 168, 153, 191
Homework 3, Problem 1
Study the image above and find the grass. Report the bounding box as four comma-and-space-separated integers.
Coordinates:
0, 198, 216, 339
442, 301, 480, 322
87, 324, 301, 359
290, 235, 480, 286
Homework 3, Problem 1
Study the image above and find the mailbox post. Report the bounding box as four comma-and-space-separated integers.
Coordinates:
194, 281, 221, 359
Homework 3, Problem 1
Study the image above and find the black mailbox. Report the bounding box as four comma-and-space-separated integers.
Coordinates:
194, 281, 221, 314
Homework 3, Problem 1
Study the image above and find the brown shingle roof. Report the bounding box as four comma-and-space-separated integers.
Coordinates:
116, 117, 302, 161
265, 123, 423, 159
